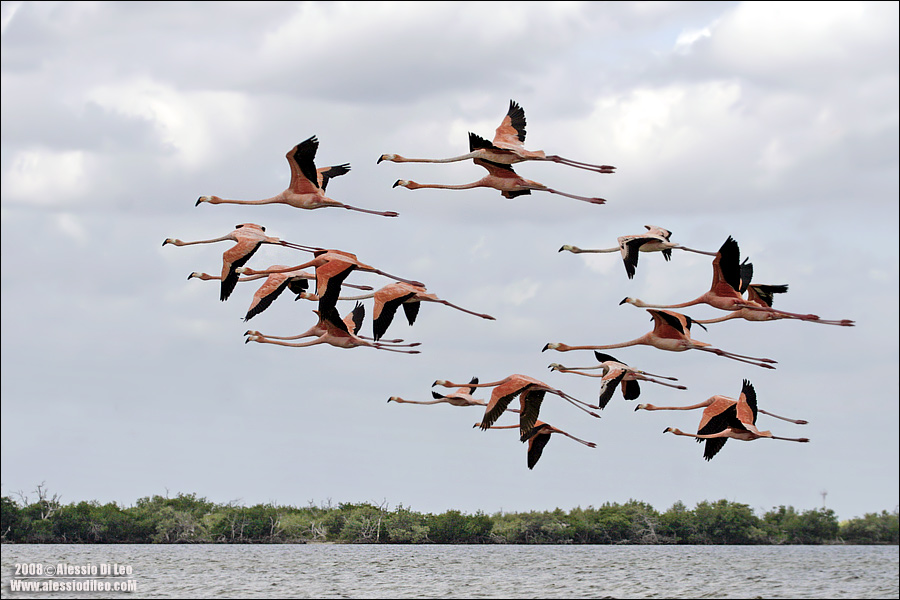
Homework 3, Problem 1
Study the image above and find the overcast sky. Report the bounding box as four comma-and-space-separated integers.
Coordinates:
2, 1, 897, 523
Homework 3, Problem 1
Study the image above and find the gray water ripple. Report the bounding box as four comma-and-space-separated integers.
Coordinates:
2, 544, 897, 599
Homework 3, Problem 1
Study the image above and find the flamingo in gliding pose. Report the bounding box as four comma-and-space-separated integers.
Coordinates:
388, 377, 486, 407
548, 351, 686, 408
236, 248, 425, 313
370, 282, 495, 341
433, 374, 601, 440
391, 132, 607, 205
543, 309, 778, 369
379, 100, 616, 174
691, 284, 855, 327
197, 136, 399, 217
559, 225, 717, 279
245, 303, 420, 353
162, 223, 311, 302
636, 379, 809, 460
480, 418, 597, 470
620, 236, 834, 324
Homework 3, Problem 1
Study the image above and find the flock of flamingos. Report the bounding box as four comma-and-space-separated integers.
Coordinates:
163, 100, 855, 469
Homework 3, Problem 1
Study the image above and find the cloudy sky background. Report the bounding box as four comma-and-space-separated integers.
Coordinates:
2, 1, 897, 522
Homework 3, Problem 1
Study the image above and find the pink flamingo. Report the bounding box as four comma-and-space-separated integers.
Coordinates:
197, 136, 398, 217
379, 100, 615, 174
543, 309, 778, 369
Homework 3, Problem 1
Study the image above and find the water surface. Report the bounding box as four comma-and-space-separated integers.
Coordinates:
2, 544, 897, 598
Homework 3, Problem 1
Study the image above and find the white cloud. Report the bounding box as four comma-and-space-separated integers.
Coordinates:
1, 148, 91, 204
53, 212, 89, 245
706, 1, 896, 75
675, 25, 713, 52
0, 0, 23, 34
85, 78, 255, 169
500, 277, 540, 306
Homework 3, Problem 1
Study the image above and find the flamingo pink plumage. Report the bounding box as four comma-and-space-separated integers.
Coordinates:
379, 100, 616, 174
543, 309, 778, 369
197, 136, 398, 217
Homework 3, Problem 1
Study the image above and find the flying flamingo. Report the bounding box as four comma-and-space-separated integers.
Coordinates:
480, 418, 597, 470
236, 247, 425, 312
620, 236, 828, 323
388, 377, 486, 407
370, 282, 495, 341
543, 309, 778, 369
188, 266, 308, 321
559, 225, 717, 279
188, 267, 376, 321
391, 133, 607, 205
162, 223, 312, 301
692, 284, 855, 327
548, 351, 686, 408
244, 303, 405, 344
378, 100, 616, 174
196, 136, 399, 217
245, 303, 420, 353
636, 379, 809, 460
433, 374, 601, 440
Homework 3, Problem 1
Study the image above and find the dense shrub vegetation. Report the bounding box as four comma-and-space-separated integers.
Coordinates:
1, 490, 896, 545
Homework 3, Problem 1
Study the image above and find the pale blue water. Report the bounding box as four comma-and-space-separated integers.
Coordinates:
2, 544, 897, 598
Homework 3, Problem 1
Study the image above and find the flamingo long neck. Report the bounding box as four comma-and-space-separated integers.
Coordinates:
562, 336, 648, 351
397, 153, 477, 164
415, 181, 483, 191
171, 235, 232, 246
632, 297, 702, 309
574, 247, 620, 254
644, 400, 713, 411
209, 194, 284, 205
395, 398, 443, 405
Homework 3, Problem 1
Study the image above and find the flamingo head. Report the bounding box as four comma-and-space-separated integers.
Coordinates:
378, 154, 401, 164
393, 179, 417, 189
542, 343, 567, 352
196, 195, 217, 206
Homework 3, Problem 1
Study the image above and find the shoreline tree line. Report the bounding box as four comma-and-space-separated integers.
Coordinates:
1, 488, 897, 545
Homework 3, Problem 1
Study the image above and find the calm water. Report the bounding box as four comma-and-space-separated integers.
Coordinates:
2, 544, 897, 599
